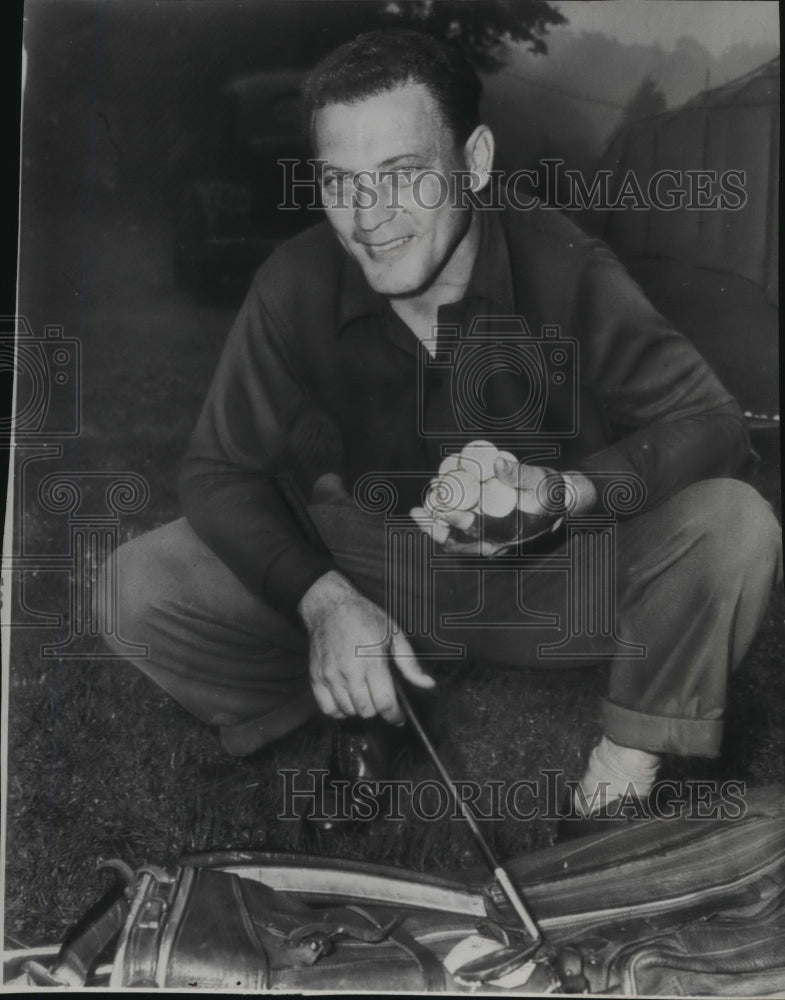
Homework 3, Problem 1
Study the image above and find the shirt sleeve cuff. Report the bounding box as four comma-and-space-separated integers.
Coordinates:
263, 545, 336, 622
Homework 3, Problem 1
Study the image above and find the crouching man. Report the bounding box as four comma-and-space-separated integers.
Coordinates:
102, 29, 782, 837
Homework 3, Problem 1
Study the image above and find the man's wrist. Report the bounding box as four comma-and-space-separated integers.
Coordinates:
562, 471, 598, 515
297, 569, 357, 630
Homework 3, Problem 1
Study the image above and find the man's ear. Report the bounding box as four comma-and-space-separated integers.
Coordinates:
463, 124, 495, 192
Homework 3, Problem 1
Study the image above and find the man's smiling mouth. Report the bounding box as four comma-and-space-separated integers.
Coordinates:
362, 235, 414, 255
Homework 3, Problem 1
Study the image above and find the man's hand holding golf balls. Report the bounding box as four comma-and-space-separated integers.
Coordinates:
410, 440, 596, 555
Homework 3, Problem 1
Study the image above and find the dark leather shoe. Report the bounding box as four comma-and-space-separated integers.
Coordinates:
331, 717, 408, 783
305, 718, 410, 837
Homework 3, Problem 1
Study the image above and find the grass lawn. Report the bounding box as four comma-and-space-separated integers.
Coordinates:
4, 197, 784, 948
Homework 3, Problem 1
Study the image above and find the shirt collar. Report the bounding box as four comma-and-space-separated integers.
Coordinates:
336, 207, 515, 334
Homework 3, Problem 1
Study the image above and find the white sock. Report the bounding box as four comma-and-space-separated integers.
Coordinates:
575, 736, 660, 817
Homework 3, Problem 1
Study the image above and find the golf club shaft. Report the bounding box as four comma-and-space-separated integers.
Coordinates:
274, 471, 542, 944
392, 677, 542, 944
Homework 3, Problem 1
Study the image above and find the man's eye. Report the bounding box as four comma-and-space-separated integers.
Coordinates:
392, 168, 417, 184
321, 176, 353, 206
322, 173, 350, 189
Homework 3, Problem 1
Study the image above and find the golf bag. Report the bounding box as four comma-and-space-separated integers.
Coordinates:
7, 785, 785, 994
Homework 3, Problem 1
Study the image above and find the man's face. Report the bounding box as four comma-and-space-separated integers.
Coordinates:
313, 82, 473, 298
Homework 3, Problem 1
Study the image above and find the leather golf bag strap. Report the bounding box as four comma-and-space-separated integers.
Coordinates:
23, 895, 130, 987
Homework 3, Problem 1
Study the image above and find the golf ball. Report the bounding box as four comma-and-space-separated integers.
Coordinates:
442, 468, 482, 511
438, 453, 462, 477
460, 440, 499, 483
479, 477, 518, 517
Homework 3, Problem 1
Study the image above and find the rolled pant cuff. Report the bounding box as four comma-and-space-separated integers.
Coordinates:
601, 699, 723, 758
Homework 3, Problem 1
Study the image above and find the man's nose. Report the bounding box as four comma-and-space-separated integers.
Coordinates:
353, 182, 396, 232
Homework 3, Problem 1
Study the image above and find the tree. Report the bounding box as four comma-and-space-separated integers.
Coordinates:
625, 75, 667, 121
379, 0, 567, 71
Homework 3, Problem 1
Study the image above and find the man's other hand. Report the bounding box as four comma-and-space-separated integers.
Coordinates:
410, 459, 598, 555
298, 571, 435, 724
494, 457, 597, 515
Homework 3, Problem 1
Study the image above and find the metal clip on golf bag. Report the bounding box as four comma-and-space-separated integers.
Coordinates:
10, 785, 785, 994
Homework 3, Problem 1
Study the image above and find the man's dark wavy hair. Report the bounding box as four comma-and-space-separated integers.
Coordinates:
303, 29, 483, 146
